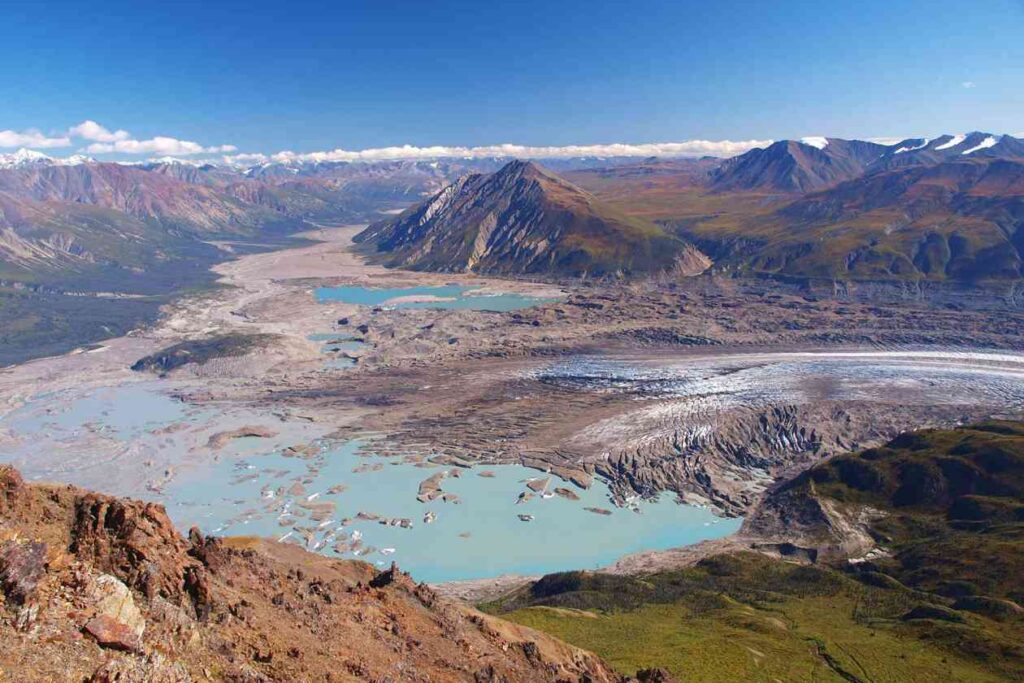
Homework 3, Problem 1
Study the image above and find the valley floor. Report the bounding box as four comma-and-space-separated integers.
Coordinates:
1, 226, 1024, 587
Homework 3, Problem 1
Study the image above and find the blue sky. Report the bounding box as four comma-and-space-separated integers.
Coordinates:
2, 0, 1022, 160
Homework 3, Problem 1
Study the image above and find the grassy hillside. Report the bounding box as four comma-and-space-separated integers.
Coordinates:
487, 423, 1024, 682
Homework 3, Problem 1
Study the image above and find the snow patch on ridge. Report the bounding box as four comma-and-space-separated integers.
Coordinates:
800, 136, 829, 150
961, 136, 1000, 155
935, 134, 966, 150
894, 138, 930, 154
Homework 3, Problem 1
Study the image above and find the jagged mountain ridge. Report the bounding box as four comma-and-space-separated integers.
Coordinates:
356, 160, 709, 277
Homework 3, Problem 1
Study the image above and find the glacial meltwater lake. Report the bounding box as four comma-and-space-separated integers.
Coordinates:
314, 284, 556, 311
10, 348, 1020, 583
0, 382, 739, 583
163, 439, 740, 583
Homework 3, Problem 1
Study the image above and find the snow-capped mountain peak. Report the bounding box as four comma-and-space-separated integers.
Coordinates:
0, 148, 54, 168
893, 138, 930, 154
0, 148, 95, 169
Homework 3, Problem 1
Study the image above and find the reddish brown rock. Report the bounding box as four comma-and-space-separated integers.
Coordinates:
88, 653, 191, 683
0, 540, 47, 605
84, 614, 143, 652
71, 495, 197, 603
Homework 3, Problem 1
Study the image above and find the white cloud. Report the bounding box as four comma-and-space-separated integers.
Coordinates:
68, 120, 131, 143
962, 81, 977, 89
0, 128, 71, 149
27, 119, 241, 157
223, 139, 773, 166
84, 137, 237, 156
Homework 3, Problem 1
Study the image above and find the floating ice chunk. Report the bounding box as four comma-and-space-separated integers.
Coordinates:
381, 548, 396, 555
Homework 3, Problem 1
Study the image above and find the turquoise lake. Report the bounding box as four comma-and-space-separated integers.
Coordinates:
0, 384, 739, 583
164, 438, 740, 583
314, 284, 555, 311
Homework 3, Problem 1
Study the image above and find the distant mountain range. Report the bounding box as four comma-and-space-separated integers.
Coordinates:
355, 160, 710, 277
0, 153, 474, 289
3, 131, 1023, 289
710, 132, 1024, 194
0, 152, 648, 290
561, 132, 1024, 283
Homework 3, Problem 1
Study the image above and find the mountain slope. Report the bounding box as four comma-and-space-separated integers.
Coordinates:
679, 156, 1024, 281
0, 465, 623, 682
711, 138, 891, 193
356, 160, 708, 277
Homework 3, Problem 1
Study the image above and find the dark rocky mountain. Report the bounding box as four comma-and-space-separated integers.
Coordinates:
356, 160, 710, 277
711, 138, 891, 193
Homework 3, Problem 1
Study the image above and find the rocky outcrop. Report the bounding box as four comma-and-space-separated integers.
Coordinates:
71, 494, 201, 605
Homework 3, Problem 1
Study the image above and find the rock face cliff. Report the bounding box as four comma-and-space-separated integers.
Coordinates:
0, 466, 622, 682
356, 160, 706, 277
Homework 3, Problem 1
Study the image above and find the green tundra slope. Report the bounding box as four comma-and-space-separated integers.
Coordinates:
487, 422, 1024, 682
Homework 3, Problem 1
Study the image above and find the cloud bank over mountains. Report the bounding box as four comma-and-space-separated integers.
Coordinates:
1, 118, 955, 166
0, 120, 773, 164
224, 140, 775, 166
